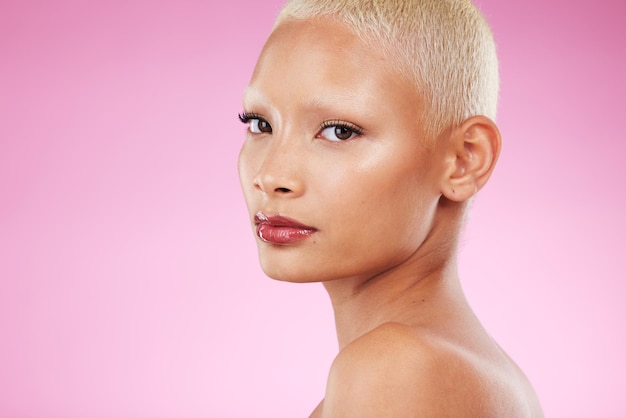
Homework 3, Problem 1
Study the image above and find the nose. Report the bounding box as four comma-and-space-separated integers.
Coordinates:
252, 141, 304, 198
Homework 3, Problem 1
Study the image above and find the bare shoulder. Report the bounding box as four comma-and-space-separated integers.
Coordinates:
320, 322, 542, 418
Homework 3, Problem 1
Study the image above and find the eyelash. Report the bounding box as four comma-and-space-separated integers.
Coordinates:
319, 120, 363, 137
238, 112, 260, 123
237, 112, 363, 140
239, 112, 272, 134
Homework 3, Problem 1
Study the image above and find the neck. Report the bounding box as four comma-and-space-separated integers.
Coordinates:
324, 249, 467, 350
323, 199, 471, 350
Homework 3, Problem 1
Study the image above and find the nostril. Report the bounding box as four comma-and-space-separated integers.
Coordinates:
275, 187, 291, 193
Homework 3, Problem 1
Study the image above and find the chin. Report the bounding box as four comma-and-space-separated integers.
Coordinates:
259, 260, 320, 283
256, 243, 316, 283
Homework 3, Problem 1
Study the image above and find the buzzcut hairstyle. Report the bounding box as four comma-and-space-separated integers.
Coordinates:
274, 0, 499, 140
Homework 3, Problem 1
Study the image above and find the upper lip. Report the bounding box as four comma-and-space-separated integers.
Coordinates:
254, 212, 316, 230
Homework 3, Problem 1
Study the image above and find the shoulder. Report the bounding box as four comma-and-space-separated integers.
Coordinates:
322, 322, 531, 418
329, 322, 445, 381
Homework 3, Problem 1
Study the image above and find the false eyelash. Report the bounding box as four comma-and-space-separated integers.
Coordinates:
320, 119, 364, 136
238, 111, 264, 123
237, 111, 257, 123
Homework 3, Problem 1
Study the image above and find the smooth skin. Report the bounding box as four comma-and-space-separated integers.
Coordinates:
239, 17, 543, 418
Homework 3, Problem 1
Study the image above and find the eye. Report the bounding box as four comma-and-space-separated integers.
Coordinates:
319, 121, 363, 142
238, 112, 273, 134
250, 118, 272, 134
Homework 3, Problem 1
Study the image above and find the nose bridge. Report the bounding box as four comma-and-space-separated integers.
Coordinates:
254, 129, 304, 196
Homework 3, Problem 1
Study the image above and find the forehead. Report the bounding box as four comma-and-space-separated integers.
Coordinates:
244, 18, 422, 117
255, 18, 375, 77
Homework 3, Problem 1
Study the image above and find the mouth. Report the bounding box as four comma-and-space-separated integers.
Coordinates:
254, 212, 317, 245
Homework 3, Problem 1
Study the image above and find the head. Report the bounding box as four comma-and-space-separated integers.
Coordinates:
238, 0, 501, 284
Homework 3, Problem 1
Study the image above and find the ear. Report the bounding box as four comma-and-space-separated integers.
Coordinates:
440, 116, 501, 202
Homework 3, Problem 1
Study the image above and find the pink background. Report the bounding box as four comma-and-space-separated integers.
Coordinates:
1, 0, 624, 417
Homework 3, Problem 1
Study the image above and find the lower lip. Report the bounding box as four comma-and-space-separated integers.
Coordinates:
256, 224, 316, 244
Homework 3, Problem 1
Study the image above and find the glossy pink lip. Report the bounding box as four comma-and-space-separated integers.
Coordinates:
254, 212, 317, 245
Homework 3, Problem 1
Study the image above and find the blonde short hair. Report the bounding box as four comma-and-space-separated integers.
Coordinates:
274, 0, 499, 139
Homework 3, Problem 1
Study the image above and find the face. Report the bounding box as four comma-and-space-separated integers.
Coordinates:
238, 18, 447, 284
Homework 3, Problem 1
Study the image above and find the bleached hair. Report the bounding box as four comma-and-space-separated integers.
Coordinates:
274, 0, 499, 139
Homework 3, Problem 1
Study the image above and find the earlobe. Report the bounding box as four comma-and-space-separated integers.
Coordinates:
441, 116, 501, 202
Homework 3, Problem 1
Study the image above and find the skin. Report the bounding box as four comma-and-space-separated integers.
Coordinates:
239, 17, 543, 418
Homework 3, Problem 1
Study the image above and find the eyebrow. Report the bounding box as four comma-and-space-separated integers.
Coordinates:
241, 86, 264, 108
242, 85, 366, 115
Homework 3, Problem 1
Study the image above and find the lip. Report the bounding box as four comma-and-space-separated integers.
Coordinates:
254, 212, 317, 245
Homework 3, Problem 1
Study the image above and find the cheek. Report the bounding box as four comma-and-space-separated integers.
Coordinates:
322, 160, 434, 251
238, 142, 259, 208
347, 178, 431, 236
237, 141, 252, 182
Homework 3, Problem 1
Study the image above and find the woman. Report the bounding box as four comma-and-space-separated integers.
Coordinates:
238, 0, 543, 416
